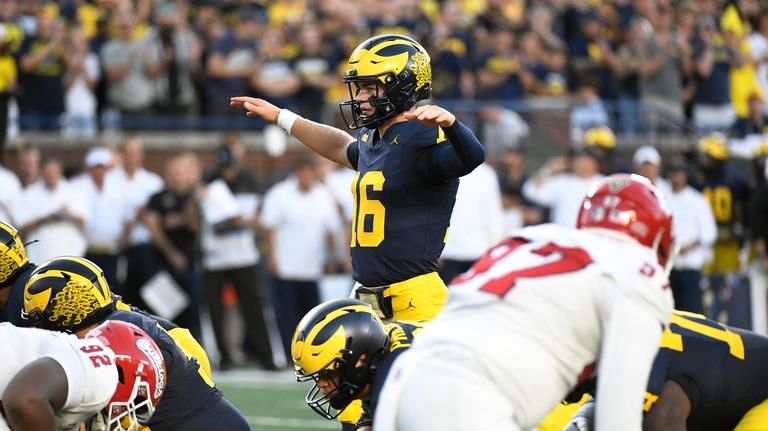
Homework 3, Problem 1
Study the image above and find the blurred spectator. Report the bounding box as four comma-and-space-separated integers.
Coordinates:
292, 26, 337, 122
428, 0, 474, 101
13, 156, 88, 262
523, 146, 604, 228
720, 0, 761, 123
749, 12, 768, 113
439, 161, 503, 285
145, 2, 199, 116
570, 76, 610, 134
250, 29, 299, 112
100, 9, 157, 120
144, 152, 202, 339
731, 92, 768, 138
16, 144, 39, 188
749, 147, 768, 334
0, 24, 16, 163
665, 156, 717, 314
475, 24, 528, 101
0, 158, 20, 223
260, 155, 342, 358
632, 145, 670, 193
69, 146, 127, 289
115, 135, 163, 309
62, 25, 99, 136
479, 106, 530, 160
691, 16, 736, 132
529, 6, 565, 52
692, 133, 751, 326
204, 8, 261, 117
200, 135, 283, 371
17, 5, 65, 130
639, 10, 689, 130
613, 18, 646, 134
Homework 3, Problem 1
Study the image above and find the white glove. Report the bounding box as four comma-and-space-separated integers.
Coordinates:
562, 396, 595, 431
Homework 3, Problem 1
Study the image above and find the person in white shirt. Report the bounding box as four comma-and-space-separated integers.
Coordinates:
260, 156, 342, 358
115, 135, 163, 307
523, 148, 604, 228
665, 157, 717, 314
199, 139, 283, 371
374, 174, 676, 431
62, 26, 100, 137
0, 320, 166, 431
439, 162, 504, 284
13, 157, 88, 262
0, 163, 21, 224
69, 146, 128, 290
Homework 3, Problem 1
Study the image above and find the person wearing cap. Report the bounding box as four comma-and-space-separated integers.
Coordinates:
68, 146, 128, 290
665, 156, 717, 314
632, 145, 671, 194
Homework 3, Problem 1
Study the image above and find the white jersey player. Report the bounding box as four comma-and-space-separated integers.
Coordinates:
375, 174, 677, 431
0, 320, 166, 431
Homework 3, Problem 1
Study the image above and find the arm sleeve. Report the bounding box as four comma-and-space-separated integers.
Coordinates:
419, 121, 485, 182
347, 141, 360, 171
595, 292, 666, 431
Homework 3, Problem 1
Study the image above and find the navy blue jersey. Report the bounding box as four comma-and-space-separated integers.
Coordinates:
107, 310, 247, 431
347, 122, 459, 286
0, 263, 35, 326
645, 312, 768, 431
364, 320, 425, 423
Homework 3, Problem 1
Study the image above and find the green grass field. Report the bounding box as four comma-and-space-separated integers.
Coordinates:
215, 369, 338, 431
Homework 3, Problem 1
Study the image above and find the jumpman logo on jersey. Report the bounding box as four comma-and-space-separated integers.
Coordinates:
405, 299, 416, 310
391, 134, 399, 145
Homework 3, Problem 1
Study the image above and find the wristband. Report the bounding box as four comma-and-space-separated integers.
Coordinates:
277, 109, 300, 134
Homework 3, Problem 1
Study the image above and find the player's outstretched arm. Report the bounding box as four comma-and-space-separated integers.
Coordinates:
230, 96, 356, 169
3, 358, 68, 431
642, 381, 690, 431
595, 297, 665, 431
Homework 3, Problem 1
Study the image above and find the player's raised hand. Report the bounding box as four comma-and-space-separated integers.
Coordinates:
404, 105, 455, 128
230, 96, 281, 123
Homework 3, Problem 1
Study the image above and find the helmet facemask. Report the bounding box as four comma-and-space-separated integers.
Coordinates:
105, 376, 156, 431
297, 347, 377, 419
339, 74, 398, 130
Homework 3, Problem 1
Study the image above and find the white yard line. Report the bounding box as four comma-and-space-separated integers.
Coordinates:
244, 416, 337, 429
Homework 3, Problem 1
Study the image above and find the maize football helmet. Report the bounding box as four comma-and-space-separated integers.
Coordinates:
22, 256, 115, 332
339, 34, 432, 129
0, 221, 27, 286
577, 174, 677, 273
291, 298, 388, 419
583, 126, 616, 151
86, 320, 167, 431
698, 132, 729, 161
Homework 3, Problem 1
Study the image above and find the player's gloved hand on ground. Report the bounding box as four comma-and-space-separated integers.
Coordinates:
562, 396, 595, 431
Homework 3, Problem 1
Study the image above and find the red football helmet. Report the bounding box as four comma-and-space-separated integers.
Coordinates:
577, 174, 676, 273
86, 320, 167, 431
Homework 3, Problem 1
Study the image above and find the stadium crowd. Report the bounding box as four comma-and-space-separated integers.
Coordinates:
0, 0, 767, 370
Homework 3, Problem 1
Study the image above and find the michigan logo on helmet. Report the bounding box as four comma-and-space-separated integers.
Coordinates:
22, 256, 114, 331
292, 298, 388, 419
0, 221, 28, 285
339, 34, 432, 129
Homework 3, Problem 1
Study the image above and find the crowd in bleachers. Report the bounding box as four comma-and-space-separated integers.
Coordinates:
3, 0, 768, 369
0, 0, 765, 137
